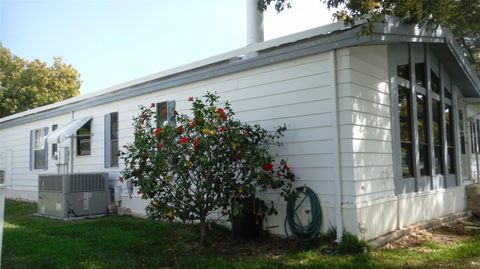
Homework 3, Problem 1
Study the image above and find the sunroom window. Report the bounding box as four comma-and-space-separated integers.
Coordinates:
445, 105, 455, 174
392, 43, 458, 191
398, 86, 414, 177
432, 99, 443, 175
415, 63, 426, 88
416, 93, 430, 176
431, 70, 440, 94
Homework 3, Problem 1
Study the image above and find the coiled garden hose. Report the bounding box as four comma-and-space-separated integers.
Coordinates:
285, 186, 322, 241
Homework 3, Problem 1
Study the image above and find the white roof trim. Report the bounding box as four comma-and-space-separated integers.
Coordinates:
44, 116, 91, 144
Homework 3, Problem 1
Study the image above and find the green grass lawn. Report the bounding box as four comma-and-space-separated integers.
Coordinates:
2, 199, 480, 269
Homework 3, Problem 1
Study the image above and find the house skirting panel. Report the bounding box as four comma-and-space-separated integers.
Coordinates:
397, 186, 466, 228
6, 189, 37, 202
356, 186, 466, 240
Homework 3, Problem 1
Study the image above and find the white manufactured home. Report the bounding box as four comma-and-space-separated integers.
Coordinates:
0, 17, 479, 241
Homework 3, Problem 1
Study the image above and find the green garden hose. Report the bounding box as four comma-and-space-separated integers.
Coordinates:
285, 186, 322, 241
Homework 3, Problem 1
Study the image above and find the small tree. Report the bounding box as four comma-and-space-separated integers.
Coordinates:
120, 92, 294, 244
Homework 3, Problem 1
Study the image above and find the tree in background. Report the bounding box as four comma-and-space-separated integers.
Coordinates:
0, 44, 81, 118
258, 0, 480, 73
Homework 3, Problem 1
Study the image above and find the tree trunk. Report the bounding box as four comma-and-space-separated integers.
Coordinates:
200, 217, 207, 246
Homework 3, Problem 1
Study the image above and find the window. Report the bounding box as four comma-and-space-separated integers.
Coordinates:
459, 110, 466, 155
415, 63, 426, 88
431, 70, 440, 94
417, 93, 430, 176
77, 120, 91, 156
156, 100, 176, 125
477, 119, 480, 154
104, 112, 118, 168
445, 105, 454, 174
52, 124, 58, 157
471, 122, 478, 154
398, 86, 414, 177
444, 87, 452, 99
397, 64, 410, 80
30, 127, 48, 170
392, 44, 460, 192
432, 99, 444, 175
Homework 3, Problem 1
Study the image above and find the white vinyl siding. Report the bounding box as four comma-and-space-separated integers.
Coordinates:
0, 53, 339, 235
0, 114, 70, 198
336, 45, 395, 206
336, 45, 400, 239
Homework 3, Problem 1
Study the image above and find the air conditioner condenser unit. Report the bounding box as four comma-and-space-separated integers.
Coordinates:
38, 173, 109, 218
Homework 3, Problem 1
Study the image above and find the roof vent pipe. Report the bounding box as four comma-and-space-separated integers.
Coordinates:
246, 0, 264, 45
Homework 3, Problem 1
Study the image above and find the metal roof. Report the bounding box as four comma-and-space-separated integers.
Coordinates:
0, 17, 479, 129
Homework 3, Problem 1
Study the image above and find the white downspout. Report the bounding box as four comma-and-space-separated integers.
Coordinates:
246, 0, 264, 45
330, 49, 344, 242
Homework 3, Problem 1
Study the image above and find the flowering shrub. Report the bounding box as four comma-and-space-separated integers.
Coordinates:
120, 92, 295, 244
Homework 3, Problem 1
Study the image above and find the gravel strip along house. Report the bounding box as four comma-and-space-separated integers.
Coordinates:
0, 8, 479, 241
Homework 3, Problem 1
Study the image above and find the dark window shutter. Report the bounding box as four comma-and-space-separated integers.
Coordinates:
29, 130, 34, 171
43, 127, 48, 170
104, 114, 112, 168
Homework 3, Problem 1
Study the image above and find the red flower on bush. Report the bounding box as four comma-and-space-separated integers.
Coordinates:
177, 125, 185, 134
179, 137, 189, 145
150, 103, 156, 108
119, 92, 295, 245
283, 164, 290, 172
193, 137, 201, 150
216, 108, 228, 121
118, 176, 124, 182
262, 163, 273, 171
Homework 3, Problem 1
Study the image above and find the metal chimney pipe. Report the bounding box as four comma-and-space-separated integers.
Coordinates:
246, 0, 264, 45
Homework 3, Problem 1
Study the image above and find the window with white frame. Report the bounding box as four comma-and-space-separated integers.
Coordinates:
51, 124, 58, 157
156, 100, 176, 125
30, 127, 48, 170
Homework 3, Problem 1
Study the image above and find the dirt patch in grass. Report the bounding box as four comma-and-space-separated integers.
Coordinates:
381, 216, 480, 251
166, 223, 339, 261
188, 226, 315, 258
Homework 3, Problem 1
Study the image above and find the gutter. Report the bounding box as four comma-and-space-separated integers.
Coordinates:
330, 49, 344, 242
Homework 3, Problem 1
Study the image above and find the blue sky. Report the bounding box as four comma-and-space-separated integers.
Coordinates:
0, 0, 335, 95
